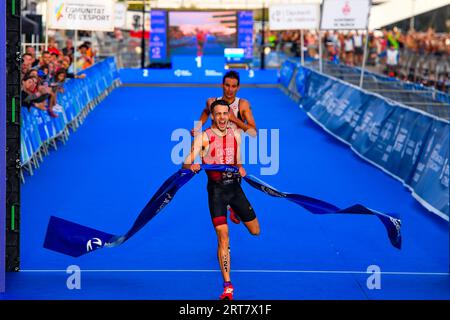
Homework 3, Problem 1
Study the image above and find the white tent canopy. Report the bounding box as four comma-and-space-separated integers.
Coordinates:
369, 0, 450, 30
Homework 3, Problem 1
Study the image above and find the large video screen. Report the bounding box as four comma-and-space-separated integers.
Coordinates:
168, 11, 237, 56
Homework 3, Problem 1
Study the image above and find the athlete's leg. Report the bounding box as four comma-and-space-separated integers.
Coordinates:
208, 182, 235, 299
215, 224, 231, 282
215, 223, 234, 300
229, 183, 260, 236
243, 217, 260, 236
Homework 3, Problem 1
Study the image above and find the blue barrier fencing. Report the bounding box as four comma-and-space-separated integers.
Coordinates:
20, 57, 121, 180
302, 61, 450, 121
279, 60, 449, 220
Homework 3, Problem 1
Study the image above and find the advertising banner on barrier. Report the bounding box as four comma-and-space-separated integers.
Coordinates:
378, 109, 434, 183
320, 0, 371, 30
288, 63, 449, 220
269, 3, 320, 30
410, 121, 449, 218
48, 0, 115, 31
279, 60, 297, 88
295, 66, 311, 98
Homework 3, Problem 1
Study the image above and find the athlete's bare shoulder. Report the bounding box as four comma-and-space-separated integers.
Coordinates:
239, 98, 251, 110
206, 97, 216, 107
203, 97, 216, 115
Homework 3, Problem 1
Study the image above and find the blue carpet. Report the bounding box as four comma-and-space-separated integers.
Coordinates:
2, 86, 448, 299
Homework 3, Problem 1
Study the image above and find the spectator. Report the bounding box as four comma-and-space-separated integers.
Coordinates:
62, 39, 75, 60
386, 44, 400, 77
21, 75, 48, 111
47, 37, 62, 56
83, 41, 97, 63
76, 44, 93, 70
51, 69, 67, 93
269, 28, 448, 91
39, 51, 52, 68
21, 35, 95, 120
50, 52, 59, 64
25, 47, 40, 68
353, 31, 364, 65
368, 34, 378, 66
21, 62, 31, 79
344, 34, 354, 66
22, 53, 34, 67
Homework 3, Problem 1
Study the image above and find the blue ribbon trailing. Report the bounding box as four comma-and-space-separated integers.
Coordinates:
242, 174, 401, 249
43, 164, 401, 257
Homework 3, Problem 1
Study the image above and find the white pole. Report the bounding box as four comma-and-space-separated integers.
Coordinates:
410, 0, 416, 31
36, 35, 40, 56
31, 34, 35, 52
300, 29, 304, 66
45, 1, 50, 50
74, 30, 78, 76
318, 30, 322, 73
359, 30, 369, 87
21, 34, 26, 52
360, 1, 373, 87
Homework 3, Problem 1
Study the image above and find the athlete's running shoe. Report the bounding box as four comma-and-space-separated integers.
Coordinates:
219, 283, 234, 300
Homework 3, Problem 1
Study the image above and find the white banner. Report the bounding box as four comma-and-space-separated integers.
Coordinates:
321, 0, 371, 30
114, 2, 127, 28
269, 4, 320, 30
48, 0, 115, 31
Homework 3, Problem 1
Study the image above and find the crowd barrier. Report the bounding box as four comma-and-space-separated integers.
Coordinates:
20, 57, 121, 180
324, 63, 450, 106
280, 59, 449, 220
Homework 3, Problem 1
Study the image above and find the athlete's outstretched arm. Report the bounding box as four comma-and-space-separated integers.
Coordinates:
182, 132, 207, 171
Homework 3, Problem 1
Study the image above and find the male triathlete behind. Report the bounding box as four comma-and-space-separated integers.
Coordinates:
191, 70, 257, 137
191, 70, 257, 224
183, 99, 260, 300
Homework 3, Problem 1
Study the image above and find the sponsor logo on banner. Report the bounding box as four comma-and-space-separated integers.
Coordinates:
48, 0, 115, 31
205, 70, 223, 77
261, 186, 286, 198
320, 0, 370, 30
269, 4, 320, 30
157, 193, 173, 213
390, 217, 401, 233
342, 1, 351, 16
86, 238, 103, 252
174, 69, 193, 77
55, 2, 64, 21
